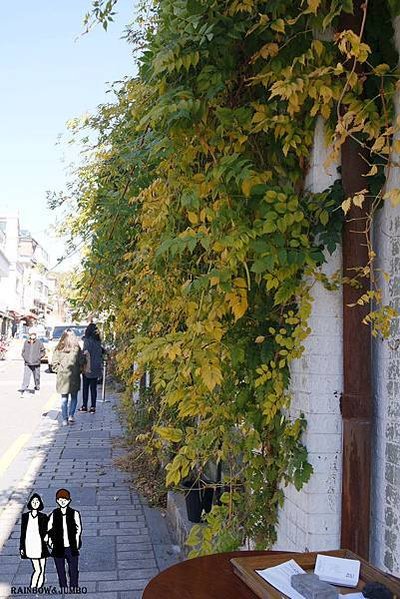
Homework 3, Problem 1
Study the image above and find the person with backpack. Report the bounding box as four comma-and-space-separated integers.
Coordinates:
52, 330, 85, 426
20, 328, 45, 397
78, 323, 103, 414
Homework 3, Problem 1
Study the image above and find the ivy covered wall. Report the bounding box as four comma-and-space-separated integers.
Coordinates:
61, 0, 400, 562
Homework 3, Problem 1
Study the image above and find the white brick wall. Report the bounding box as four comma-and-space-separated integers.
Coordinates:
274, 19, 400, 566
370, 19, 400, 573
274, 118, 343, 552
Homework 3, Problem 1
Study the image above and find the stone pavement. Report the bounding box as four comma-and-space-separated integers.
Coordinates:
0, 393, 179, 598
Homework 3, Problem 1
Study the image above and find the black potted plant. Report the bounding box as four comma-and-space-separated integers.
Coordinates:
182, 478, 203, 523
201, 479, 214, 514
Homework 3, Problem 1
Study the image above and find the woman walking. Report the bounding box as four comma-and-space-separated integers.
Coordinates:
79, 323, 103, 414
20, 493, 49, 589
52, 329, 85, 426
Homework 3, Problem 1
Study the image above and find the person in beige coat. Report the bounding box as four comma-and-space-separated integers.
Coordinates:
52, 330, 85, 426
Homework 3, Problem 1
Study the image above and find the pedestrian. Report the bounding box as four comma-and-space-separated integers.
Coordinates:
78, 323, 103, 414
12, 320, 18, 338
52, 329, 85, 426
19, 493, 49, 589
20, 328, 45, 397
46, 488, 82, 591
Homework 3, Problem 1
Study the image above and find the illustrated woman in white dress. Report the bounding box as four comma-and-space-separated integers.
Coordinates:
19, 493, 49, 588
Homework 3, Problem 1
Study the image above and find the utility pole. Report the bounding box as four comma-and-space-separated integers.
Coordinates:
339, 0, 372, 559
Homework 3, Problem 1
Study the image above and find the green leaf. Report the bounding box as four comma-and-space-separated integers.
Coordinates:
388, 0, 400, 16
319, 210, 329, 226
342, 0, 354, 13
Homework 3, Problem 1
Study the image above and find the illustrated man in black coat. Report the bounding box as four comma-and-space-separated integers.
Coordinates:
46, 488, 82, 590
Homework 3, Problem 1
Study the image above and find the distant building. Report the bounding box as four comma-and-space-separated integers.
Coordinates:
47, 271, 71, 325
0, 214, 57, 336
18, 229, 51, 322
0, 222, 11, 335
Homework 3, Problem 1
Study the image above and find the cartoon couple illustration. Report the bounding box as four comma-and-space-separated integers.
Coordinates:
19, 488, 82, 590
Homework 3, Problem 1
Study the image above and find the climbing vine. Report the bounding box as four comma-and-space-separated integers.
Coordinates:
57, 0, 400, 554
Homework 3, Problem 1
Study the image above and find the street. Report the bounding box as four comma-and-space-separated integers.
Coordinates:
0, 341, 58, 509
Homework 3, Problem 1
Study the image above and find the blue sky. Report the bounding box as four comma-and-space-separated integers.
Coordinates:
0, 0, 137, 268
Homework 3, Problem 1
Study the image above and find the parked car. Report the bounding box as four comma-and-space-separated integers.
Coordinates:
47, 325, 86, 371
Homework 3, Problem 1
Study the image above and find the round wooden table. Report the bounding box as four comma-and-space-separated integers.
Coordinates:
143, 550, 287, 599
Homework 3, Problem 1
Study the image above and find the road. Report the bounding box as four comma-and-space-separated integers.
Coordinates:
0, 340, 59, 508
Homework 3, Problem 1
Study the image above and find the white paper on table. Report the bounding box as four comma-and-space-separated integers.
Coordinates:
315, 555, 360, 588
256, 559, 307, 599
339, 594, 365, 599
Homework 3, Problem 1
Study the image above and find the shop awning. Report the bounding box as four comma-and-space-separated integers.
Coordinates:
21, 312, 39, 321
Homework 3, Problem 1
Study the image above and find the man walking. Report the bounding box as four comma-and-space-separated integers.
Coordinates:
46, 489, 82, 591
20, 328, 45, 396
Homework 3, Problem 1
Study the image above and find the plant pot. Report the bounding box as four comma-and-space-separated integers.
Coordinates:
201, 485, 214, 514
183, 481, 202, 523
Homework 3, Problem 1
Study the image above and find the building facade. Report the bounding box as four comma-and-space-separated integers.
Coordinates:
0, 214, 54, 336
0, 223, 11, 335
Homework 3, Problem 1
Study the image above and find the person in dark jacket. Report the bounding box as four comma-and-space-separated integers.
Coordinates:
20, 493, 49, 589
78, 323, 103, 413
46, 488, 82, 590
20, 329, 45, 396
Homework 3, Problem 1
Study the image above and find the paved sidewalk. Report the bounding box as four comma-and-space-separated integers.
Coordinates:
0, 393, 178, 598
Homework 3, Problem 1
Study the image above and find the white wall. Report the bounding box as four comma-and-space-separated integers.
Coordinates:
370, 17, 400, 574
274, 118, 344, 551
0, 215, 24, 313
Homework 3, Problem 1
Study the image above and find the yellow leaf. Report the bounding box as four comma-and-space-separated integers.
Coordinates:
155, 427, 183, 443
199, 363, 223, 392
226, 289, 248, 320
306, 0, 321, 13
212, 241, 224, 252
341, 198, 352, 214
312, 39, 324, 56
192, 173, 205, 182
384, 188, 400, 207
352, 195, 364, 208
371, 136, 386, 153
255, 335, 265, 343
352, 189, 367, 208
242, 179, 253, 197
363, 164, 378, 177
165, 344, 182, 360
187, 211, 198, 224
271, 18, 285, 33
166, 389, 185, 407
373, 63, 390, 76
260, 43, 279, 59
233, 277, 247, 289
320, 103, 331, 120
